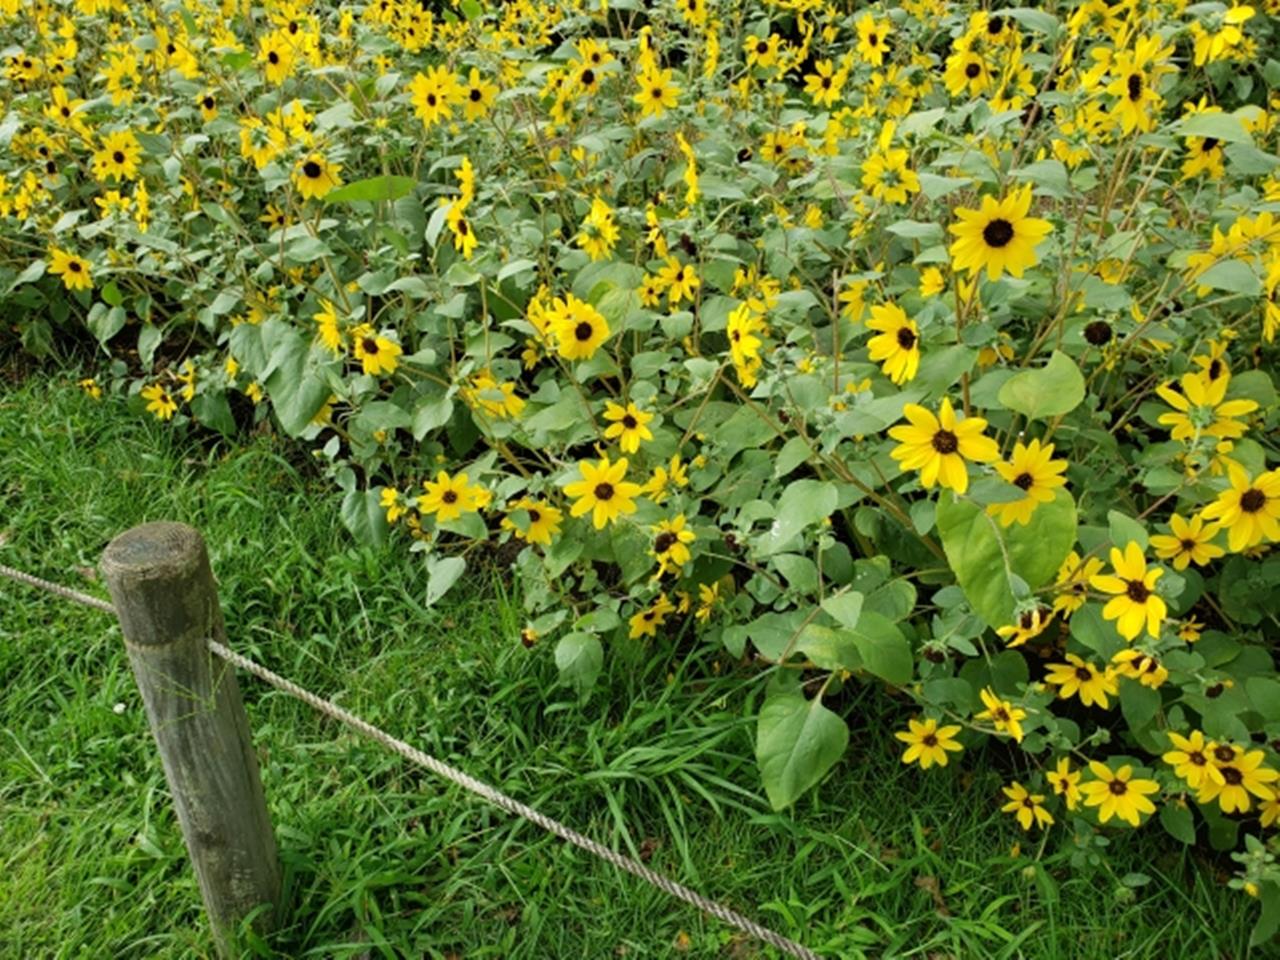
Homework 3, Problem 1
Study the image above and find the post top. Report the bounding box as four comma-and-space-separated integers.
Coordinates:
102, 522, 207, 582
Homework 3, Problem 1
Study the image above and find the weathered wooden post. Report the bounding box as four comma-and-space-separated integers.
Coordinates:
102, 522, 281, 956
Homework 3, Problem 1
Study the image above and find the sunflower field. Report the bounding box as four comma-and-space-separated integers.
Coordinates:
5, 0, 1280, 940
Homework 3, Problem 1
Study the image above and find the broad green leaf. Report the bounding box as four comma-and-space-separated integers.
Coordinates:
756, 689, 849, 810
1173, 111, 1251, 145
997, 350, 1085, 420
262, 325, 334, 436
324, 175, 417, 204
846, 610, 913, 685
756, 480, 838, 556
1107, 509, 1149, 550
340, 487, 389, 548
937, 489, 1077, 628
554, 632, 603, 701
795, 624, 860, 672
1195, 259, 1261, 296
1158, 800, 1196, 845
425, 554, 466, 608
1252, 881, 1280, 947
821, 591, 864, 630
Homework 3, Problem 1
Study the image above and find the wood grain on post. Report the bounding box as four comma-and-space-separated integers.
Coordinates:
102, 522, 281, 956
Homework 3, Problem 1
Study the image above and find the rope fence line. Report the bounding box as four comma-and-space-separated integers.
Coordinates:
1, 561, 822, 960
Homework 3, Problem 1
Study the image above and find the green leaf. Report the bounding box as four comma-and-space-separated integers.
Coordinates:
795, 624, 860, 672
756, 480, 838, 556
1107, 510, 1149, 551
846, 610, 913, 685
1195, 259, 1261, 296
425, 555, 466, 608
756, 689, 849, 810
821, 591, 864, 630
1119, 680, 1161, 731
1158, 800, 1196, 845
324, 175, 417, 204
1173, 111, 1252, 144
936, 489, 1077, 628
997, 350, 1085, 420
1252, 881, 1280, 947
262, 325, 334, 436
340, 488, 389, 548
555, 632, 603, 701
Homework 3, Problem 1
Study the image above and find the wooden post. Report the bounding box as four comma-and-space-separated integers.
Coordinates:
102, 522, 281, 956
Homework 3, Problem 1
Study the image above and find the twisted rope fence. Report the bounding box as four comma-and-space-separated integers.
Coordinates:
1, 555, 821, 960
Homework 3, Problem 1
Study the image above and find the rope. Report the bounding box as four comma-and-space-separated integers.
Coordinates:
0, 562, 117, 613
1, 562, 821, 960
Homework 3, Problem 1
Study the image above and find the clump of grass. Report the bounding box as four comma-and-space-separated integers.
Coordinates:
0, 375, 1256, 958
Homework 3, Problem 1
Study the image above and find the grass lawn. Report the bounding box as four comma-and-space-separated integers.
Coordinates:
0, 372, 1261, 959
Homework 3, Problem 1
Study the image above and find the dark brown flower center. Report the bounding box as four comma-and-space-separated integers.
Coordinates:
1201, 137, 1219, 152
896, 327, 917, 350
931, 430, 958, 454
594, 482, 615, 501
654, 531, 677, 554
1075, 666, 1092, 681
965, 62, 980, 79
1084, 320, 1112, 345
442, 490, 458, 504
427, 93, 437, 106
1125, 579, 1150, 602
203, 96, 214, 109
1215, 745, 1237, 763
1180, 538, 1197, 552
268, 51, 279, 64
528, 509, 541, 523
469, 88, 482, 102
1189, 751, 1206, 766
1013, 472, 1034, 490
983, 218, 1015, 248
1208, 358, 1223, 380
1127, 73, 1142, 101
1108, 780, 1128, 796
1221, 766, 1243, 786
112, 150, 125, 164
1241, 489, 1266, 513
303, 160, 322, 178
68, 260, 82, 272
622, 414, 637, 429
580, 68, 595, 86
988, 16, 1004, 34
868, 32, 878, 46
362, 337, 378, 354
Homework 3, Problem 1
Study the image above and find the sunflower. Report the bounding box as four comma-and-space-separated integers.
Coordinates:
895, 718, 963, 769
564, 455, 643, 529
92, 129, 141, 182
417, 470, 485, 523
410, 65, 460, 128
47, 246, 93, 291
1046, 757, 1082, 810
576, 197, 618, 262
855, 13, 891, 65
1149, 513, 1224, 570
257, 31, 295, 85
657, 256, 700, 306
629, 593, 676, 639
460, 67, 497, 122
943, 47, 992, 98
313, 299, 344, 354
446, 202, 477, 259
1199, 463, 1280, 551
974, 686, 1026, 742
634, 67, 679, 118
865, 302, 920, 385
1155, 372, 1257, 442
549, 294, 610, 361
1162, 730, 1224, 791
1080, 762, 1159, 826
141, 383, 178, 421
651, 514, 696, 574
803, 59, 846, 107
293, 153, 342, 201
888, 397, 1000, 495
349, 323, 402, 377
501, 498, 563, 546
861, 145, 920, 205
987, 439, 1068, 527
727, 303, 767, 386
948, 185, 1052, 281
197, 90, 218, 122
1001, 782, 1054, 831
1103, 35, 1174, 134
1052, 550, 1106, 616
1090, 541, 1167, 641
1197, 745, 1278, 814
996, 605, 1053, 648
603, 400, 654, 453
1045, 654, 1118, 709
1111, 649, 1169, 689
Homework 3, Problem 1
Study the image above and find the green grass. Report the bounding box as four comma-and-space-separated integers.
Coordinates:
0, 373, 1262, 959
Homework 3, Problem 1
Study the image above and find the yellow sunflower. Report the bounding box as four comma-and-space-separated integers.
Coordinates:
948, 185, 1053, 281
1149, 513, 1224, 570
603, 400, 654, 453
550, 294, 610, 361
564, 455, 642, 529
1199, 463, 1280, 552
865, 302, 920, 385
988, 439, 1068, 527
888, 397, 1000, 495
293, 154, 342, 201
1089, 541, 1167, 641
